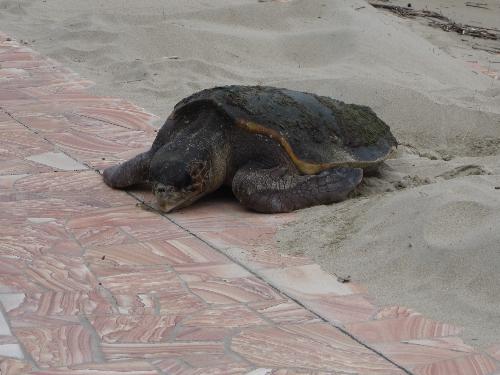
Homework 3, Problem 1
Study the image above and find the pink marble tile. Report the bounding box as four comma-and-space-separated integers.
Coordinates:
0, 273, 45, 294
0, 197, 109, 222
12, 114, 73, 133
144, 237, 229, 265
174, 327, 230, 341
0, 357, 33, 375
198, 227, 278, 249
174, 262, 252, 282
412, 353, 498, 375
2, 290, 114, 317
75, 106, 158, 132
0, 59, 52, 70
0, 158, 54, 176
86, 237, 226, 268
62, 121, 153, 152
0, 221, 82, 260
0, 74, 85, 91
93, 266, 183, 294
72, 225, 131, 249
0, 64, 51, 81
67, 206, 187, 243
0, 128, 53, 159
182, 305, 267, 328
156, 290, 206, 315
9, 315, 80, 329
486, 344, 500, 361
28, 361, 159, 374
249, 299, 321, 325
169, 365, 251, 375
15, 324, 93, 368
0, 258, 26, 275
0, 51, 40, 62
170, 196, 295, 226
45, 131, 131, 162
403, 337, 475, 353
0, 88, 36, 103
270, 370, 333, 375
371, 341, 466, 367
62, 111, 153, 135
345, 315, 463, 344
90, 315, 180, 343
120, 217, 188, 243
231, 323, 405, 374
85, 242, 179, 267
301, 293, 378, 325
101, 341, 225, 361
26, 254, 98, 292
114, 294, 156, 315
12, 171, 109, 197
172, 354, 247, 370
188, 276, 284, 304
150, 359, 190, 374
156, 359, 253, 375
259, 264, 357, 300
220, 243, 314, 270
168, 209, 255, 233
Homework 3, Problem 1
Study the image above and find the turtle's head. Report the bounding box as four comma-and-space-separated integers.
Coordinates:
150, 150, 210, 213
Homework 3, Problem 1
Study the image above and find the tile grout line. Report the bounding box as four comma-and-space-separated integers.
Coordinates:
125, 195, 415, 375
0, 106, 97, 173
78, 315, 106, 363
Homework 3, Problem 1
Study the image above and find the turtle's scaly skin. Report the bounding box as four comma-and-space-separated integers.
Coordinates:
103, 86, 397, 213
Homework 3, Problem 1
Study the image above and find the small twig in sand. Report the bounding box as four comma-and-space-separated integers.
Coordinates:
120, 79, 145, 84
471, 44, 500, 54
465, 2, 489, 9
428, 20, 498, 40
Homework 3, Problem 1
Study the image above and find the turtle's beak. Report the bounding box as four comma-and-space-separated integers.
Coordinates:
153, 182, 202, 213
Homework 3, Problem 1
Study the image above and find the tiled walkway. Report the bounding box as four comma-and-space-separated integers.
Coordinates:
0, 32, 498, 375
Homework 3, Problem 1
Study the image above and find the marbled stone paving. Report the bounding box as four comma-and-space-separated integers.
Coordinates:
0, 32, 498, 374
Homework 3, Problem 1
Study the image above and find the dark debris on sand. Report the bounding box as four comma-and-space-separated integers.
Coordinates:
369, 1, 498, 41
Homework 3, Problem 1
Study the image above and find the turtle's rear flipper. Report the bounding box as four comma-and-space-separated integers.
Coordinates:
103, 151, 152, 189
232, 165, 363, 213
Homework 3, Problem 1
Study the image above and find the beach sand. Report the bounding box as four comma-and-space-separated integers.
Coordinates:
1, 0, 499, 347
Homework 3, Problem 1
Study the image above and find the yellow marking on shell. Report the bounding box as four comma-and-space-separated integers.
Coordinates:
234, 118, 394, 175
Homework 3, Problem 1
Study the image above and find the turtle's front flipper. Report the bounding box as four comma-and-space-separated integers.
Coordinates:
103, 151, 152, 189
232, 165, 363, 213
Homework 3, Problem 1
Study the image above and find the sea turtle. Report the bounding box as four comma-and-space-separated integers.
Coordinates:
103, 85, 397, 213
